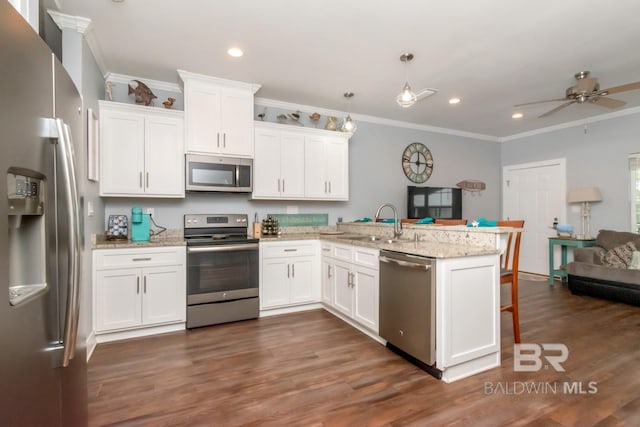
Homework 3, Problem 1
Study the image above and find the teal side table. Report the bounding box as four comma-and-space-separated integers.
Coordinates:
548, 237, 596, 284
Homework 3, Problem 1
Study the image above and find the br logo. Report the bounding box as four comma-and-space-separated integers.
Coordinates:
514, 343, 569, 372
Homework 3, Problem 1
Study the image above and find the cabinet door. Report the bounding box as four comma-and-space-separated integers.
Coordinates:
142, 265, 186, 325
100, 110, 145, 195
353, 265, 379, 332
325, 137, 349, 200
304, 136, 327, 198
321, 258, 334, 305
144, 116, 184, 197
220, 89, 254, 157
95, 269, 142, 332
289, 257, 315, 304
332, 261, 353, 317
280, 133, 305, 198
184, 82, 222, 154
261, 258, 290, 309
253, 129, 282, 198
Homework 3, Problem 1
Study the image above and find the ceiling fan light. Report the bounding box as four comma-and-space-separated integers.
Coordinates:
512, 112, 524, 119
397, 82, 417, 108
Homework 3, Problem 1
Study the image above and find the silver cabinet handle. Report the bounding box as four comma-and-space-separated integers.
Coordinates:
144, 275, 147, 293
327, 265, 332, 279
277, 178, 281, 192
284, 249, 297, 252
146, 172, 149, 188
329, 181, 331, 194
283, 179, 285, 192
287, 264, 290, 278
292, 263, 295, 278
324, 181, 327, 193
223, 133, 226, 148
132, 257, 152, 261
137, 276, 140, 294
56, 119, 81, 368
217, 132, 220, 147
139, 171, 143, 188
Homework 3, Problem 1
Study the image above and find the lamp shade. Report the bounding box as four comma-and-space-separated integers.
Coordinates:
567, 187, 602, 203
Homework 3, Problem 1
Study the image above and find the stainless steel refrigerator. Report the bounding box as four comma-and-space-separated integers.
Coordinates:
1, 2, 88, 425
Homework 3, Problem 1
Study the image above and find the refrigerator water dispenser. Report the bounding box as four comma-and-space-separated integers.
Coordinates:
7, 170, 47, 306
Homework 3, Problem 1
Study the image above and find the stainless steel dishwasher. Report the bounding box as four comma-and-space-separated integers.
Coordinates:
379, 250, 437, 371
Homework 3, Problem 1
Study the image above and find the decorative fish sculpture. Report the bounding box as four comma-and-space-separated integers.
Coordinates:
128, 79, 157, 106
456, 180, 486, 191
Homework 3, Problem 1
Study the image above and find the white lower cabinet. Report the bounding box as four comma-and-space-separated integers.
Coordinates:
260, 240, 320, 310
321, 242, 379, 333
93, 246, 186, 342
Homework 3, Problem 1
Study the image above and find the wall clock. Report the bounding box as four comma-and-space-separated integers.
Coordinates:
402, 142, 433, 183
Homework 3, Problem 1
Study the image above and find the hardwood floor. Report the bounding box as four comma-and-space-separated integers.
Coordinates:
88, 280, 640, 426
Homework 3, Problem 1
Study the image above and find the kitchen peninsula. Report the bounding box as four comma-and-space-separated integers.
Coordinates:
260, 222, 510, 383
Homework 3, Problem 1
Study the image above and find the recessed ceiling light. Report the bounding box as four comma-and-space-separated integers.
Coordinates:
512, 112, 524, 119
227, 47, 243, 57
448, 97, 461, 104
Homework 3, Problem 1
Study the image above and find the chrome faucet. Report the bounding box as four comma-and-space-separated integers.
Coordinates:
375, 203, 403, 239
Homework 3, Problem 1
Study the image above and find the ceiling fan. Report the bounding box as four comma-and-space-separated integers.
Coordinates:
515, 71, 640, 118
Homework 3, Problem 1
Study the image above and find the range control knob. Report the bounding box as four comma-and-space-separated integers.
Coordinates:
399, 330, 404, 337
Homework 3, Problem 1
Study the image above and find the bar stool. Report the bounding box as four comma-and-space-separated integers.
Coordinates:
497, 220, 525, 343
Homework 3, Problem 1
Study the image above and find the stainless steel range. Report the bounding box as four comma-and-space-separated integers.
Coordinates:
184, 214, 259, 328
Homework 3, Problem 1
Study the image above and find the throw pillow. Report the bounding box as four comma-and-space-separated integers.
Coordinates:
600, 241, 637, 269
629, 251, 640, 270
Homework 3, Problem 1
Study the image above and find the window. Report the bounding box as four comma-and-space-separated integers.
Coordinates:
629, 154, 640, 232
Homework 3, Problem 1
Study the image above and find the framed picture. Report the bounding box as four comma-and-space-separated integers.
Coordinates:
87, 107, 99, 182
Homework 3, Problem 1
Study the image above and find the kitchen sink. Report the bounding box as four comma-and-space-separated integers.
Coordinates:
338, 235, 410, 244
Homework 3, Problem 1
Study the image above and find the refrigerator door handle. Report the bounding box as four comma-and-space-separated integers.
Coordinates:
56, 119, 81, 368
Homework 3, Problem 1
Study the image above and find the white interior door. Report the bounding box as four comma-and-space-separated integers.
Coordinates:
503, 159, 566, 275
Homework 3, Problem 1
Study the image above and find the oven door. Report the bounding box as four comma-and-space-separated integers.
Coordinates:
187, 243, 259, 304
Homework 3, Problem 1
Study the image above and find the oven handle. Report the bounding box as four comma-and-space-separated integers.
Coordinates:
187, 243, 259, 253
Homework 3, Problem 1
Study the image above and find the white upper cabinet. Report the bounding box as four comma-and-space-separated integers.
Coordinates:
178, 70, 260, 158
253, 125, 305, 199
253, 122, 350, 201
304, 135, 349, 200
99, 101, 184, 198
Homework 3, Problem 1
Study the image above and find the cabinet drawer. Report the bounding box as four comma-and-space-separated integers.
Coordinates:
261, 241, 317, 258
332, 244, 352, 261
353, 247, 379, 269
95, 247, 185, 270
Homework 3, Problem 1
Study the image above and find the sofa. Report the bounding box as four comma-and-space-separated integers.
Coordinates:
567, 229, 640, 306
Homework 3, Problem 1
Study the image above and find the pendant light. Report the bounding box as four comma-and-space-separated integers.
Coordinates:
341, 92, 357, 133
396, 53, 417, 108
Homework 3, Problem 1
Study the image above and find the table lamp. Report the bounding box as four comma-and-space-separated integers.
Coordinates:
567, 187, 602, 240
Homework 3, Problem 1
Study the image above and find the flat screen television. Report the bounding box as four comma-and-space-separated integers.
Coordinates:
407, 186, 462, 219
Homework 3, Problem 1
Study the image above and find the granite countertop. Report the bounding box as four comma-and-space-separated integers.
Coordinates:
260, 232, 499, 258
93, 229, 185, 249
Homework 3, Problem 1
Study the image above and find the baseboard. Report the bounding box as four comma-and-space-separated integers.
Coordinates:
95, 322, 185, 344
259, 303, 323, 317
86, 331, 97, 362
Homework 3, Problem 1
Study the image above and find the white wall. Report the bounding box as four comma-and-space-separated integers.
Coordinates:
501, 110, 640, 233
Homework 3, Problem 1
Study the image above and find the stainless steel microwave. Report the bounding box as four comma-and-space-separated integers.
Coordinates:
185, 154, 252, 192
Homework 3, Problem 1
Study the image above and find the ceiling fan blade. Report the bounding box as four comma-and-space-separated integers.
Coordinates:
600, 81, 640, 95
591, 96, 626, 108
514, 98, 567, 107
539, 101, 575, 118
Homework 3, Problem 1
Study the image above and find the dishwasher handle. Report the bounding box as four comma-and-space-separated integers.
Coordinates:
380, 255, 431, 270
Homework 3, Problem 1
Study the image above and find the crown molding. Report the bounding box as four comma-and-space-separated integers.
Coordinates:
47, 10, 107, 76
177, 69, 261, 94
255, 97, 500, 142
105, 72, 182, 93
500, 106, 640, 142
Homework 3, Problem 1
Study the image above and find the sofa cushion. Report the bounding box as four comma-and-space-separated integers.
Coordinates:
596, 229, 640, 251
599, 241, 637, 268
